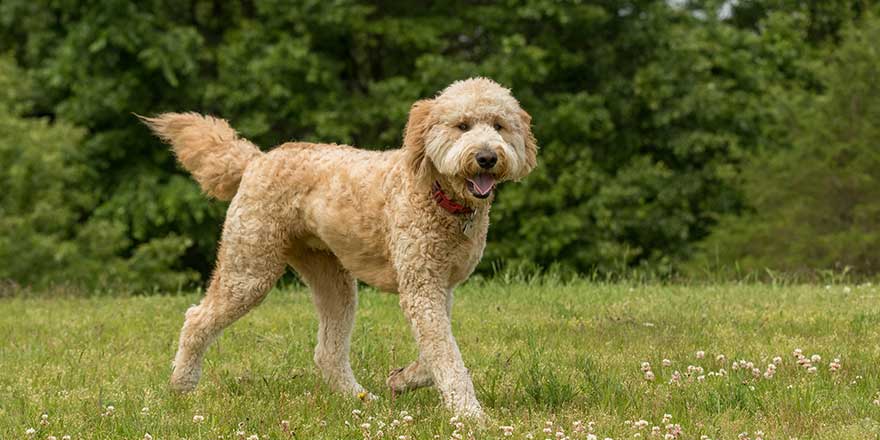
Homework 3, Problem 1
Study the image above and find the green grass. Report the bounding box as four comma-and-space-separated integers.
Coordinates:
2, 281, 880, 439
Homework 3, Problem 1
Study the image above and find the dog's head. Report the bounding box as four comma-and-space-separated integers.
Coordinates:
403, 78, 537, 204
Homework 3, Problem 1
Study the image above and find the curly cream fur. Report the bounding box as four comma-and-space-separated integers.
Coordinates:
145, 77, 537, 419
141, 112, 262, 200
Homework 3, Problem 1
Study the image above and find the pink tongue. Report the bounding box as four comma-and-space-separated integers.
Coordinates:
467, 173, 496, 196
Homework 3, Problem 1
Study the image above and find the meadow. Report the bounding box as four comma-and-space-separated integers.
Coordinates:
2, 281, 879, 439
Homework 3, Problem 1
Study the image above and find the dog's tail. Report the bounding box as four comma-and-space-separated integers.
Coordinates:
140, 112, 262, 201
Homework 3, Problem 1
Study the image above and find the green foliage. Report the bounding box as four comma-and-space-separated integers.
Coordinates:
0, 1, 877, 290
689, 13, 880, 277
0, 56, 197, 292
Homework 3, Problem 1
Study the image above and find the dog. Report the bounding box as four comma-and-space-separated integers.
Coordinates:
142, 77, 537, 419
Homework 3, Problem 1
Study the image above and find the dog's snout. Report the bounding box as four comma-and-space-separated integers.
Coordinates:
475, 150, 497, 169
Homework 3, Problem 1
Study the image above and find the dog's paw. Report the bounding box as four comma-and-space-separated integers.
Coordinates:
386, 366, 411, 394
357, 390, 379, 402
169, 378, 198, 393
457, 406, 488, 425
387, 364, 434, 395
169, 366, 200, 393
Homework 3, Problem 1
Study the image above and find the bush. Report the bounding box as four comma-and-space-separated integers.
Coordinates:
0, 56, 198, 293
0, 1, 875, 290
688, 13, 880, 277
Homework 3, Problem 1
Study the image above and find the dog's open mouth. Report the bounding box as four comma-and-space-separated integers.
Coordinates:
465, 173, 496, 199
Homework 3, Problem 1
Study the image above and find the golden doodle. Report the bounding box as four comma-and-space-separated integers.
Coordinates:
142, 77, 537, 419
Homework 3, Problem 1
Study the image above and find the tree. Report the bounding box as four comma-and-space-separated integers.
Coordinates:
689, 12, 880, 277
0, 0, 873, 290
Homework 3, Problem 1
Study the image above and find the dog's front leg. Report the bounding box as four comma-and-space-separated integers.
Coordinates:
399, 284, 484, 420
387, 290, 453, 394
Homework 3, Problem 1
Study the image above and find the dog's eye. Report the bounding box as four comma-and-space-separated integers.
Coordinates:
457, 123, 470, 131
493, 123, 503, 131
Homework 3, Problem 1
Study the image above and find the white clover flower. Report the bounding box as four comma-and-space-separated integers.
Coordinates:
47, 436, 57, 440
26, 427, 36, 437
696, 350, 705, 359
641, 362, 652, 372
662, 359, 672, 367
360, 423, 371, 429
772, 356, 783, 365
402, 415, 413, 423
807, 366, 818, 374
810, 354, 821, 363
62, 436, 71, 440
644, 371, 655, 381
500, 425, 514, 436
141, 407, 150, 414
716, 354, 726, 363
193, 414, 205, 423
144, 434, 153, 440
793, 348, 803, 357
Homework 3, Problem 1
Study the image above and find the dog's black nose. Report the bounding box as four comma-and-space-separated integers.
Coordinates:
475, 150, 497, 169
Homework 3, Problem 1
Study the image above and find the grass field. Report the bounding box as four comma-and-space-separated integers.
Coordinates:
2, 281, 880, 439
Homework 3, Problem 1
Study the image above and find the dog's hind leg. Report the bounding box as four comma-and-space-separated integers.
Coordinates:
290, 250, 373, 399
386, 290, 453, 394
170, 197, 288, 392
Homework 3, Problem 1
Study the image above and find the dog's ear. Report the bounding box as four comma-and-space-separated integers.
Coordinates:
403, 99, 435, 179
518, 108, 538, 175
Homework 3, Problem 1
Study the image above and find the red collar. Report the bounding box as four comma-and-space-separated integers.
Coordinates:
432, 181, 474, 215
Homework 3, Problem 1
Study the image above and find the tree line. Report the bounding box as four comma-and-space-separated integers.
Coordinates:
1, 0, 878, 292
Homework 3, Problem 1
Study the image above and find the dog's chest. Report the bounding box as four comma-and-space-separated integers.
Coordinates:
443, 221, 489, 287
447, 244, 484, 287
